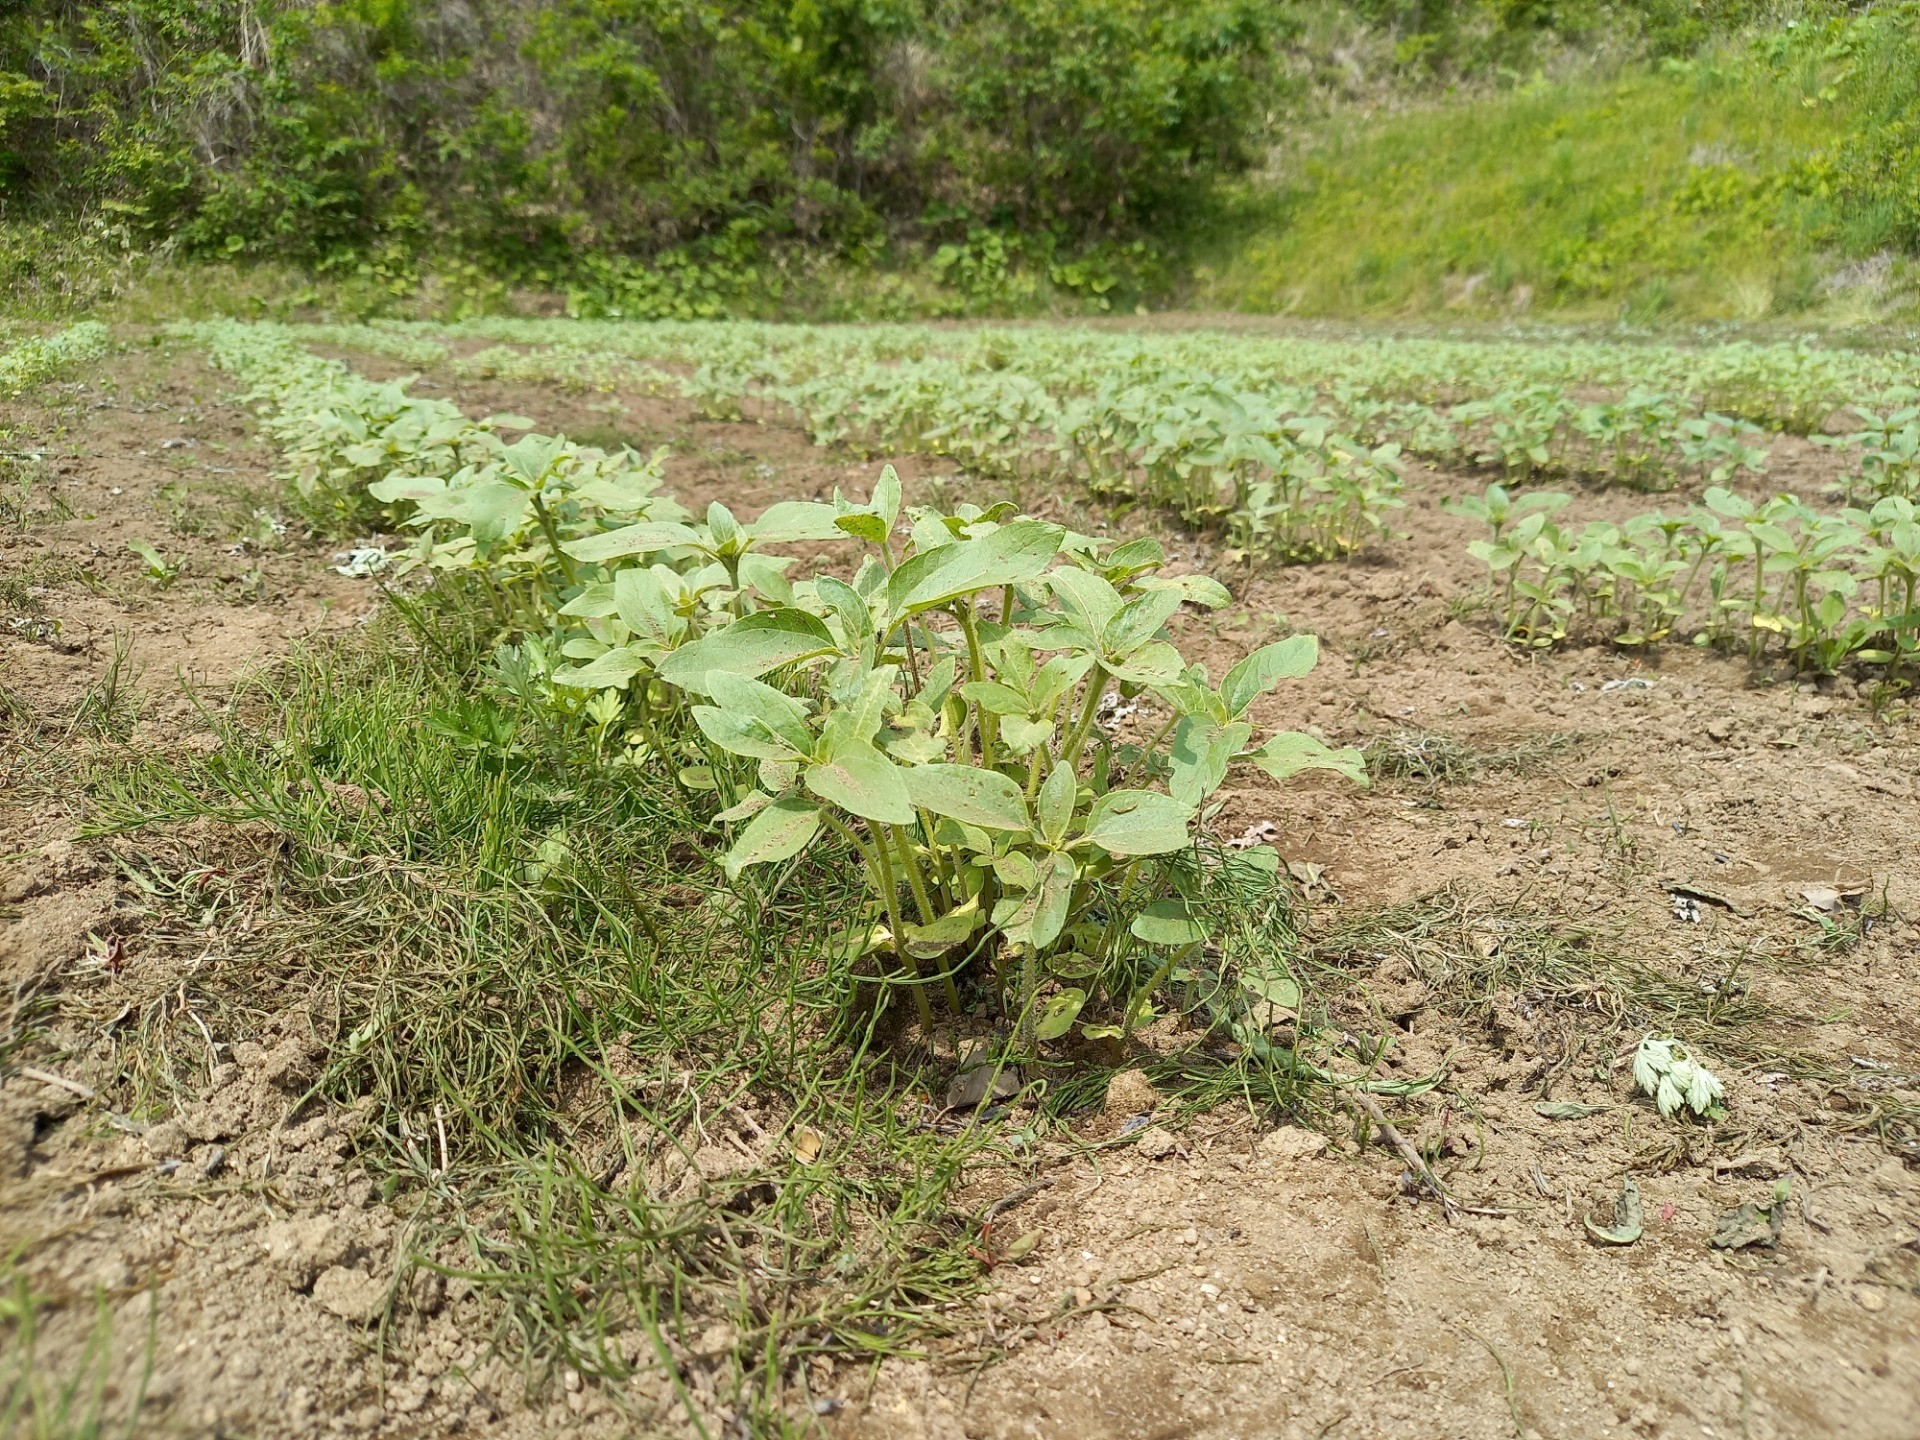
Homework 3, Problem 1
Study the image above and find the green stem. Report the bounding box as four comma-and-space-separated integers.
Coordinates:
1123, 944, 1190, 1041
892, 825, 964, 1013
823, 813, 936, 1032
529, 492, 580, 586
957, 600, 996, 765
1119, 713, 1180, 787
1058, 666, 1109, 771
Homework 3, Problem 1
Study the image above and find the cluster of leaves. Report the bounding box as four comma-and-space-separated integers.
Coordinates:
1632, 1034, 1726, 1120
0, 321, 107, 395
1454, 481, 1920, 680
188, 318, 1365, 1052
1817, 403, 1920, 505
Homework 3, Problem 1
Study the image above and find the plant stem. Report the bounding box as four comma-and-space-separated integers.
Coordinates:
892, 826, 965, 1012
1057, 666, 1108, 770
823, 813, 936, 1031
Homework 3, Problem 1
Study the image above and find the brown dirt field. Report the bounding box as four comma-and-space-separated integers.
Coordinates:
2, 330, 1916, 1440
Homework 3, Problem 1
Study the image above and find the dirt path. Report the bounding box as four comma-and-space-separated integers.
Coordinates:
2, 333, 1916, 1439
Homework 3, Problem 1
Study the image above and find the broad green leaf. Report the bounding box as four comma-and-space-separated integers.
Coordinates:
835, 512, 889, 545
903, 906, 983, 958
560, 581, 618, 618
1036, 763, 1076, 849
805, 741, 913, 824
563, 520, 701, 564
1035, 988, 1087, 1042
1046, 950, 1100, 980
870, 464, 902, 531
819, 665, 899, 754
991, 850, 1039, 890
1103, 537, 1165, 574
994, 852, 1075, 950
885, 519, 1064, 616
738, 551, 796, 606
752, 500, 847, 544
1136, 573, 1232, 609
1102, 641, 1183, 685
1081, 790, 1194, 857
367, 474, 446, 504
961, 681, 1031, 716
1130, 900, 1211, 947
658, 608, 836, 693
416, 482, 526, 551
815, 574, 873, 648
1246, 731, 1368, 786
1168, 717, 1252, 807
707, 501, 742, 546
553, 647, 650, 691
715, 790, 776, 824
1102, 587, 1184, 659
613, 567, 680, 642
903, 764, 1029, 831
1240, 971, 1301, 1010
1221, 636, 1319, 719
723, 799, 822, 881
999, 715, 1052, 754
698, 671, 813, 757
1046, 566, 1124, 642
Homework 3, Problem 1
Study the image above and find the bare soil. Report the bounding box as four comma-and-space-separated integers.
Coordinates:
2, 333, 1916, 1440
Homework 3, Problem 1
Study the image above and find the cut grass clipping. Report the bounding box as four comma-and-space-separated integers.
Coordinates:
80, 595, 1316, 1431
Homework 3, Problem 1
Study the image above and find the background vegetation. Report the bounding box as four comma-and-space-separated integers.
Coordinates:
2, 1, 1918, 320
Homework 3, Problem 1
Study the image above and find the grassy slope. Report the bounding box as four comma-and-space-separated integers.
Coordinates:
1204, 57, 1903, 322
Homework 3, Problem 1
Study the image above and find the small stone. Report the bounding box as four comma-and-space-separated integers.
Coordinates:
259, 1037, 321, 1092
1857, 1287, 1887, 1313
1102, 1071, 1159, 1123
142, 1121, 189, 1160
1135, 1126, 1177, 1160
311, 1265, 385, 1323
1704, 718, 1733, 742
691, 1322, 737, 1358
1258, 1126, 1330, 1164
262, 1215, 353, 1289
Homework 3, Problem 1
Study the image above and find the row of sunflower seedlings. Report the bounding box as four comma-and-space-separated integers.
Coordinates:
323, 325, 1406, 561
402, 323, 1766, 500
190, 320, 1368, 1052
0, 321, 109, 396
1452, 483, 1920, 678
410, 315, 1920, 437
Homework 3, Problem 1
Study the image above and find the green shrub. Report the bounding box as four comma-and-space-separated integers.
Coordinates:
0, 0, 1282, 273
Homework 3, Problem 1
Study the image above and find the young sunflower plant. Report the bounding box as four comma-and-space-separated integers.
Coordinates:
636, 468, 1366, 1043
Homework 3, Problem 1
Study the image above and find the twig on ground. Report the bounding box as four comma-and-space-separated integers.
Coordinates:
1347, 1088, 1457, 1221
18, 1065, 95, 1099
980, 1176, 1054, 1223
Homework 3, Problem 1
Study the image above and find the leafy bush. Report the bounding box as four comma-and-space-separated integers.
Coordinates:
1, 0, 1281, 274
